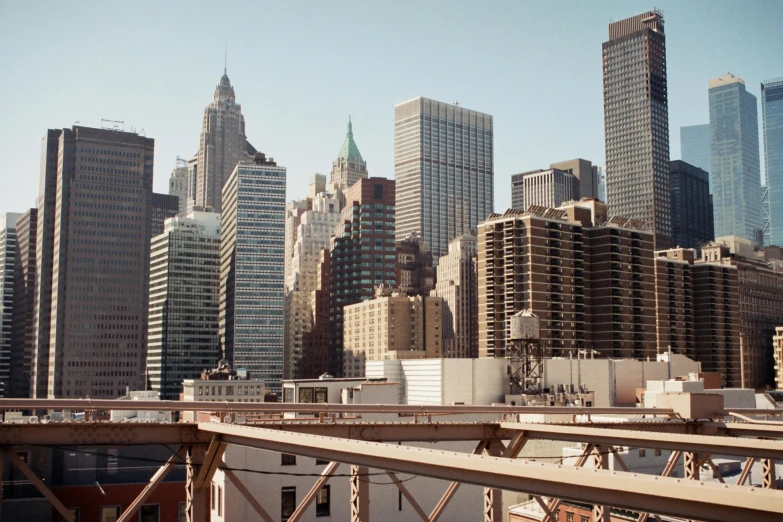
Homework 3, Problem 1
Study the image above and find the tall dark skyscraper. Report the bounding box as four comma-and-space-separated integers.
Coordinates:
33, 126, 154, 399
329, 177, 396, 376
762, 78, 783, 246
602, 10, 671, 249
669, 160, 714, 249
10, 209, 36, 398
709, 73, 762, 244
394, 97, 493, 262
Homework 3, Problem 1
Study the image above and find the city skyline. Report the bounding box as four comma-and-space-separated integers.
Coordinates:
0, 1, 780, 215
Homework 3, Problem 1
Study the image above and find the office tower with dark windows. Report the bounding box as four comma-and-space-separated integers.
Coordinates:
33, 126, 154, 399
146, 211, 221, 400
168, 159, 189, 216
10, 209, 36, 398
0, 213, 20, 396
330, 117, 368, 194
195, 69, 255, 213
151, 193, 179, 237
680, 124, 711, 173
602, 10, 672, 249
394, 97, 493, 262
219, 154, 286, 394
709, 73, 762, 244
762, 78, 783, 246
669, 160, 714, 249
510, 169, 580, 211
329, 177, 396, 376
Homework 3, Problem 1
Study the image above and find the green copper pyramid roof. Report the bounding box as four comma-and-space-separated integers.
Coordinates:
338, 116, 364, 163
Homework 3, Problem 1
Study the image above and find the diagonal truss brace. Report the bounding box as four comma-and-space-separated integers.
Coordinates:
288, 461, 340, 522
224, 468, 275, 522
117, 446, 184, 522
4, 447, 74, 522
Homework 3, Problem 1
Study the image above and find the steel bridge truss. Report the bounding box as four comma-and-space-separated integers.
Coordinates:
0, 401, 782, 522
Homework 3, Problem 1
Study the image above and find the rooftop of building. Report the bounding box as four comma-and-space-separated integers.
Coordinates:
337, 116, 364, 163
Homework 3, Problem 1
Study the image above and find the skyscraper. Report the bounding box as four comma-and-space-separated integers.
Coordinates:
669, 160, 714, 249
219, 154, 286, 394
549, 158, 600, 200
680, 124, 711, 173
330, 117, 368, 194
602, 10, 672, 249
168, 158, 189, 215
762, 77, 783, 245
195, 69, 254, 213
510, 169, 580, 211
394, 97, 493, 262
151, 193, 179, 237
709, 73, 762, 244
33, 126, 154, 399
0, 213, 20, 396
10, 209, 36, 398
147, 211, 221, 400
329, 177, 396, 376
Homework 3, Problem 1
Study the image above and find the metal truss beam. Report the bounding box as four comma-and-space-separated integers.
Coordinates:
500, 422, 783, 459
289, 461, 340, 522
4, 447, 74, 522
0, 398, 672, 416
198, 423, 783, 522
387, 471, 428, 522
224, 468, 275, 522
0, 422, 209, 446
193, 435, 226, 491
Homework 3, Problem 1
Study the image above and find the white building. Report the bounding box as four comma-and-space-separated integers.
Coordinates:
181, 362, 266, 422
0, 213, 20, 397
168, 160, 189, 216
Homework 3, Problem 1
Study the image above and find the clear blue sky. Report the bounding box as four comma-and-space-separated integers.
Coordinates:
0, 1, 780, 214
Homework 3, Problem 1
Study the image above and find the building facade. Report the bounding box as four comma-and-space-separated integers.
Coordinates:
195, 70, 253, 213
329, 178, 396, 377
709, 73, 762, 244
0, 213, 20, 396
549, 158, 600, 201
284, 189, 341, 380
32, 126, 154, 399
219, 154, 286, 394
762, 78, 783, 246
394, 97, 493, 262
395, 233, 435, 297
146, 211, 221, 400
774, 326, 783, 390
669, 160, 714, 249
168, 159, 189, 216
9, 209, 36, 398
330, 117, 368, 194
343, 287, 442, 378
431, 234, 478, 358
602, 10, 672, 249
151, 192, 179, 237
510, 169, 580, 211
680, 124, 711, 174
699, 240, 781, 389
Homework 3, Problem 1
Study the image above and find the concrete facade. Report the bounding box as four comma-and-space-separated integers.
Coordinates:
343, 287, 442, 378
395, 232, 435, 297
33, 126, 154, 399
510, 169, 580, 212
431, 234, 478, 359
147, 211, 221, 400
9, 209, 36, 398
168, 161, 189, 216
0, 213, 20, 396
549, 158, 600, 201
774, 326, 783, 390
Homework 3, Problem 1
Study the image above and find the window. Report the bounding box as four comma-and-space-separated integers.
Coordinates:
638, 449, 646, 458
177, 502, 187, 522
316, 485, 330, 517
315, 388, 327, 403
218, 486, 223, 516
315, 459, 329, 465
299, 387, 314, 403
100, 506, 121, 522
581, 516, 589, 522
140, 505, 160, 522
281, 487, 296, 521
281, 453, 297, 466
655, 449, 662, 457
566, 512, 574, 522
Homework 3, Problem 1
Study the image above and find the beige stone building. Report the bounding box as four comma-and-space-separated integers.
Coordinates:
774, 327, 783, 390
431, 235, 477, 358
343, 287, 442, 378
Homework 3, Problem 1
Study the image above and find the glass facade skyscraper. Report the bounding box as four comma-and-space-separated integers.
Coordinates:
394, 97, 493, 263
708, 73, 762, 243
219, 154, 286, 394
669, 160, 714, 250
762, 78, 783, 246
602, 10, 672, 249
680, 124, 711, 173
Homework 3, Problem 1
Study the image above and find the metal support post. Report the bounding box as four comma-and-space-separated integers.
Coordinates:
185, 445, 207, 522
116, 446, 184, 522
761, 459, 776, 489
736, 457, 755, 486
592, 445, 610, 522
3, 447, 74, 522
288, 462, 341, 522
483, 441, 503, 522
193, 435, 226, 491
684, 452, 699, 480
350, 465, 369, 522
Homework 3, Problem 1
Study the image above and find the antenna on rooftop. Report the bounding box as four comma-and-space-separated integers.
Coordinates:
224, 39, 228, 74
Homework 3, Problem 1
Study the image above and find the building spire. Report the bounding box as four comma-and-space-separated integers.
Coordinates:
224, 39, 228, 75
347, 115, 353, 138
